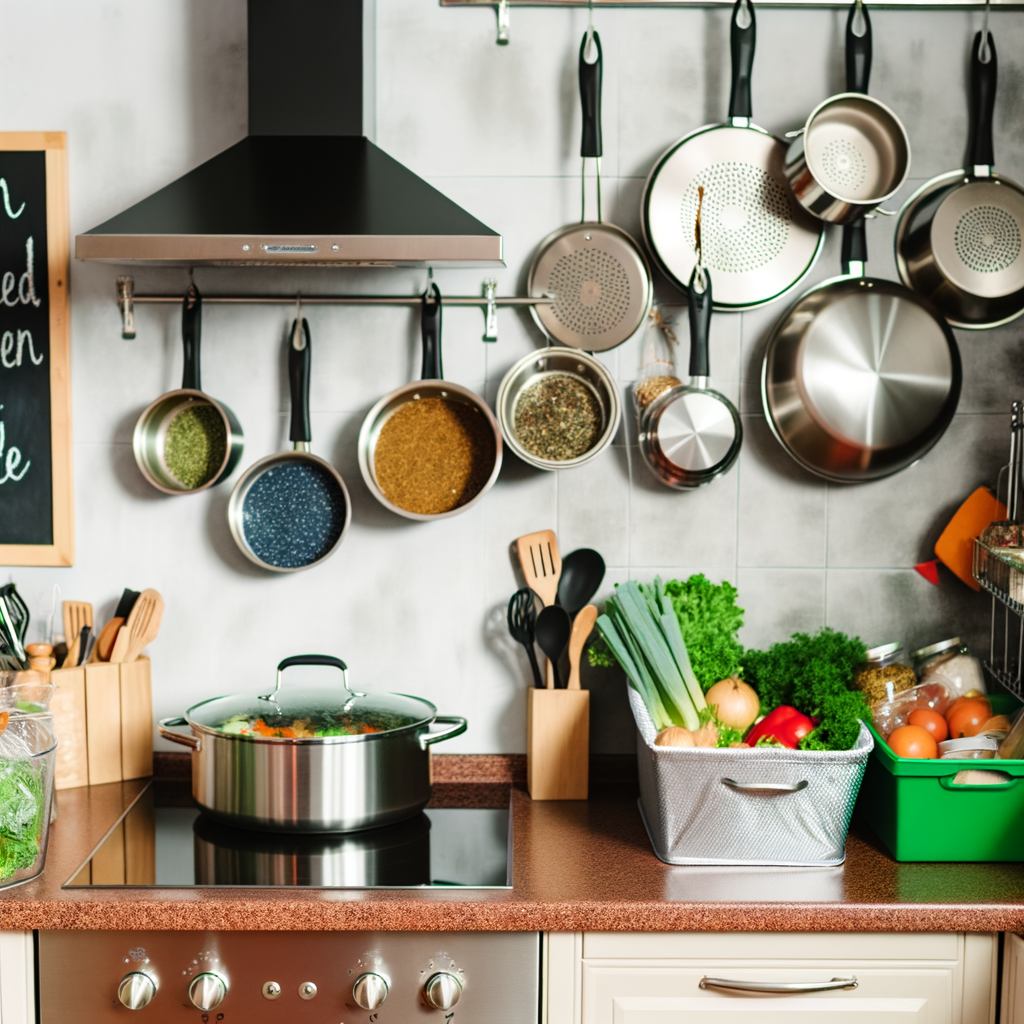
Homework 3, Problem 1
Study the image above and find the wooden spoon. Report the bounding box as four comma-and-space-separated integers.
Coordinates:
567, 604, 598, 690
91, 617, 125, 663
111, 589, 165, 664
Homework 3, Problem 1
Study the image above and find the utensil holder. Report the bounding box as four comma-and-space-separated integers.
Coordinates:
49, 656, 152, 790
526, 688, 589, 800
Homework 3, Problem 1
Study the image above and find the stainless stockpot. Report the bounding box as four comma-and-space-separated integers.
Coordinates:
158, 655, 467, 833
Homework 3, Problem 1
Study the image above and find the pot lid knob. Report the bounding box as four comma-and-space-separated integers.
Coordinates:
353, 973, 389, 1010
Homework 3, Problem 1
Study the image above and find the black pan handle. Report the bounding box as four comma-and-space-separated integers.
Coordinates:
728, 0, 756, 121
687, 267, 713, 378
968, 30, 997, 169
841, 218, 868, 275
277, 654, 348, 672
181, 283, 201, 391
845, 0, 872, 94
288, 317, 312, 444
579, 30, 603, 158
421, 283, 443, 380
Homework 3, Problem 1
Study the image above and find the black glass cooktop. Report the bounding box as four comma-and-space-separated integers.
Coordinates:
65, 785, 511, 889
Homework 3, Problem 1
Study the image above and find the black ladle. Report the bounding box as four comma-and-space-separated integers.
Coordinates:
557, 548, 606, 617
536, 605, 572, 689
507, 589, 543, 689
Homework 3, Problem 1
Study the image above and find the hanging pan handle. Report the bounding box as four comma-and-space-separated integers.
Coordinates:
579, 29, 603, 158
288, 317, 312, 447
845, 0, 872, 94
841, 218, 868, 276
728, 0, 756, 121
968, 29, 997, 169
181, 283, 202, 391
687, 267, 713, 378
421, 283, 443, 380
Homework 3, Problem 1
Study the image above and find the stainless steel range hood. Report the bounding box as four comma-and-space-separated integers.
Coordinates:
76, 1, 503, 268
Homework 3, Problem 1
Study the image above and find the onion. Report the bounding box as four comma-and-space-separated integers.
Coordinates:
705, 677, 760, 731
655, 726, 695, 747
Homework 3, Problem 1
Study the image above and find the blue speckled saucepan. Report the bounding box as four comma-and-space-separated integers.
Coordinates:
227, 318, 351, 572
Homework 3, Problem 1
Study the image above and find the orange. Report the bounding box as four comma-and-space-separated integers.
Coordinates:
946, 700, 991, 739
886, 725, 938, 759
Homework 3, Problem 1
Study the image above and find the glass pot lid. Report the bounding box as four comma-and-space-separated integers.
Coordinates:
186, 655, 434, 740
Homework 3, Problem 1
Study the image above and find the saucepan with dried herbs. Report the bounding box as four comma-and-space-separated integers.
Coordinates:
134, 283, 245, 495
496, 347, 621, 471
358, 285, 502, 521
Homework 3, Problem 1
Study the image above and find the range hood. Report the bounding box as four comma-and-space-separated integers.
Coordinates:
75, 1, 503, 268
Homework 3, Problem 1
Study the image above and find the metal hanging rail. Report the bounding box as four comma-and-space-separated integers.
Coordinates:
114, 276, 550, 342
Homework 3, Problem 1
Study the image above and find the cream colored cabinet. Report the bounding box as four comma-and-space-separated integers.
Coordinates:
545, 932, 997, 1024
0, 931, 35, 1024
1001, 934, 1024, 1024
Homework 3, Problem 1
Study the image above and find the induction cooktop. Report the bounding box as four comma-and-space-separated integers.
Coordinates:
65, 784, 511, 889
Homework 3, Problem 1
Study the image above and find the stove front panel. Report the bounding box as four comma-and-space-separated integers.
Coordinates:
39, 930, 539, 1024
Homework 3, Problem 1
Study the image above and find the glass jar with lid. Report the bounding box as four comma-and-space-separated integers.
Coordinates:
851, 642, 918, 704
910, 637, 987, 697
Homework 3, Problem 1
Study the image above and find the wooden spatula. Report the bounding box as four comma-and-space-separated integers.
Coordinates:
61, 602, 92, 667
567, 605, 598, 690
111, 589, 165, 664
515, 531, 562, 686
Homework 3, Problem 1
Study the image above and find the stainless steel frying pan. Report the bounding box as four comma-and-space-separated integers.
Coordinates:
762, 220, 962, 483
895, 30, 1024, 329
529, 30, 652, 352
638, 267, 742, 488
784, 0, 910, 225
642, 0, 823, 310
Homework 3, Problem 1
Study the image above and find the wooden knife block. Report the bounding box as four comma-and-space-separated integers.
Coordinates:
49, 656, 153, 790
527, 687, 589, 801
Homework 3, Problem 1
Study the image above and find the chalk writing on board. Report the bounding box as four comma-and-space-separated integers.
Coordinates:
0, 179, 24, 220
0, 405, 29, 484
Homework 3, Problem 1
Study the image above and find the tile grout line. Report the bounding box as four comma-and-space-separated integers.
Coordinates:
824, 480, 830, 626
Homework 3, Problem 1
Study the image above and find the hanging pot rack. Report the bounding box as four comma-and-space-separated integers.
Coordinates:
114, 275, 551, 342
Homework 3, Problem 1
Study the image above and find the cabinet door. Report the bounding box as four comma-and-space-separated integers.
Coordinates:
582, 963, 956, 1024
1003, 935, 1024, 1024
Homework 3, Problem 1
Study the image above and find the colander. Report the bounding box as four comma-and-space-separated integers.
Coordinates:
895, 30, 1024, 329
528, 29, 652, 352
641, 0, 823, 310
783, 1, 910, 225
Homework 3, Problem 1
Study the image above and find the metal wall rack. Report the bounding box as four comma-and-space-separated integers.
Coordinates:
115, 276, 551, 342
974, 539, 1024, 700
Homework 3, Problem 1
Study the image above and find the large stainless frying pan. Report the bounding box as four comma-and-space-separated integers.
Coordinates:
528, 30, 652, 352
895, 30, 1024, 329
762, 219, 962, 483
642, 0, 823, 310
783, 0, 910, 225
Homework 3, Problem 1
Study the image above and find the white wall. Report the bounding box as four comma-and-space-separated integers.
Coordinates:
1, 0, 1022, 755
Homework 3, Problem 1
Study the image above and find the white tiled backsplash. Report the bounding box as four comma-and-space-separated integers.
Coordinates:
3, 0, 1023, 754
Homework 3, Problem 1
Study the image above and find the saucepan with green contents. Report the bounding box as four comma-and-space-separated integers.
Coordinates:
133, 283, 244, 495
158, 655, 467, 833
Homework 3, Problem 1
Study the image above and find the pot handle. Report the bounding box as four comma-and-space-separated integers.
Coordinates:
845, 0, 871, 95
288, 317, 312, 446
687, 266, 713, 378
419, 716, 468, 751
727, 0, 755, 122
158, 716, 199, 750
968, 29, 997, 170
421, 284, 443, 381
181, 283, 201, 391
270, 654, 365, 699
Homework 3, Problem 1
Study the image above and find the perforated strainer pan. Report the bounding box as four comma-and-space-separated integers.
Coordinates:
895, 31, 1024, 329
783, 1, 910, 225
528, 30, 652, 352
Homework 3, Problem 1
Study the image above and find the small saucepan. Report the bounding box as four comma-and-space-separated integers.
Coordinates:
228, 318, 351, 571
133, 284, 244, 494
638, 267, 742, 489
358, 284, 502, 520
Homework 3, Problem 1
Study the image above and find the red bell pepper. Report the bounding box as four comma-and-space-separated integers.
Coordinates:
745, 706, 816, 748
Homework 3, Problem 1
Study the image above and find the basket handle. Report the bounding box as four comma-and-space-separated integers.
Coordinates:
721, 778, 808, 793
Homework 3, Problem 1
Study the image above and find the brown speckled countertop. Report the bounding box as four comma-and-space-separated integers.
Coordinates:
3, 755, 1024, 933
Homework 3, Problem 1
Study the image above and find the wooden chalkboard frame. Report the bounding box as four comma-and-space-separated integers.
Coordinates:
0, 133, 72, 566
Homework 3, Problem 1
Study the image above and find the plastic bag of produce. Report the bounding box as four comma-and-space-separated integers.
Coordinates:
871, 682, 952, 738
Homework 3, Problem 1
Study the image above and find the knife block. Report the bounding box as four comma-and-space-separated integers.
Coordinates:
527, 688, 589, 800
49, 656, 153, 790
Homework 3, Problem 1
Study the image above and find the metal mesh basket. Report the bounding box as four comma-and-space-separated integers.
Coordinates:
629, 688, 873, 867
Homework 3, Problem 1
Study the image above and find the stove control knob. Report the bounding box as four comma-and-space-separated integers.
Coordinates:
189, 973, 227, 1012
118, 973, 156, 1010
353, 972, 389, 1010
424, 972, 463, 1010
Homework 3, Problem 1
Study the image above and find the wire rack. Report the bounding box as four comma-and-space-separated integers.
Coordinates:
974, 538, 1024, 699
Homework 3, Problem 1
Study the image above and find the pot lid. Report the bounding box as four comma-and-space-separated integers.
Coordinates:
188, 656, 434, 740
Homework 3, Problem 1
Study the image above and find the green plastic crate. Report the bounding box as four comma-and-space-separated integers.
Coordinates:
860, 694, 1024, 862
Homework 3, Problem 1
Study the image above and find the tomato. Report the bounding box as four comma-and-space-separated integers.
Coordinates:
946, 700, 991, 739
886, 725, 938, 759
907, 708, 949, 743
947, 695, 992, 719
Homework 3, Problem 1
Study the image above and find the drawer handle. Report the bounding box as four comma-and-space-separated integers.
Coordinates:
699, 976, 858, 993
721, 778, 809, 793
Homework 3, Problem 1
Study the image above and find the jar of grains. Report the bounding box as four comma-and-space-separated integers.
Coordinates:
910, 637, 987, 697
851, 643, 918, 704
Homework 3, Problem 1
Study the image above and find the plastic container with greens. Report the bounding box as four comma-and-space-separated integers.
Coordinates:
0, 713, 57, 888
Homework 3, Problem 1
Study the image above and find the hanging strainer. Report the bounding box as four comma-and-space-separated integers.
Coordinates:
528, 29, 652, 352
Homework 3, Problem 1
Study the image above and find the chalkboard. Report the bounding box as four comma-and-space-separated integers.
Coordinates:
0, 133, 72, 566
